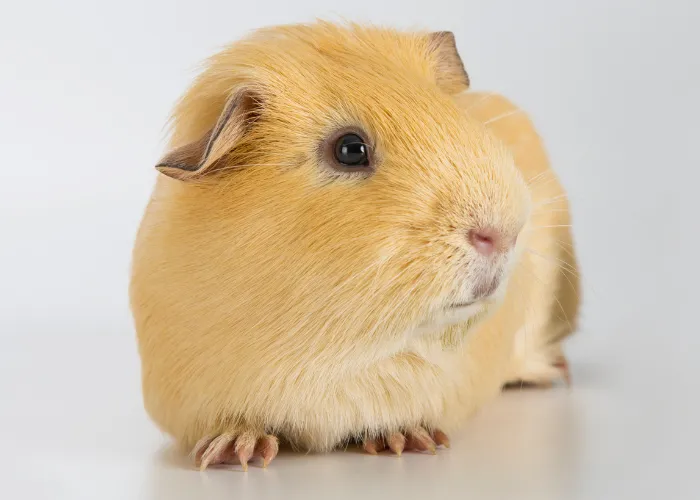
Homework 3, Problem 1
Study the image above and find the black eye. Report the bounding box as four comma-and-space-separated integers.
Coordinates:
334, 133, 369, 167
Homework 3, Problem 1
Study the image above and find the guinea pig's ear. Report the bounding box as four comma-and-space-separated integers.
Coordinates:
156, 88, 259, 181
427, 31, 470, 94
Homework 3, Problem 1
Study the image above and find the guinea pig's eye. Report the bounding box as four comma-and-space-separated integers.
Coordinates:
331, 132, 372, 171
334, 134, 369, 167
321, 128, 374, 175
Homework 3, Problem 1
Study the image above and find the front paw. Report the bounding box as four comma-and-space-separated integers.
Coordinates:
362, 427, 450, 456
192, 431, 279, 471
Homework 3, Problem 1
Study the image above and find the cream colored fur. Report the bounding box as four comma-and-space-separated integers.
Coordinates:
130, 21, 579, 456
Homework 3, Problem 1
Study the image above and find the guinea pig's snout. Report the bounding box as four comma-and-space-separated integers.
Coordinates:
467, 227, 518, 256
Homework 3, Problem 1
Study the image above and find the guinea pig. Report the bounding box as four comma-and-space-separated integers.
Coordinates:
130, 21, 579, 470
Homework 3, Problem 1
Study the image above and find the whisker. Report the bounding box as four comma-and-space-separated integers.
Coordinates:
525, 170, 552, 186
548, 241, 602, 301
484, 109, 523, 125
525, 248, 580, 278
528, 176, 560, 192
525, 224, 573, 230
521, 265, 575, 336
555, 264, 580, 304
531, 208, 572, 214
554, 240, 577, 261
550, 288, 574, 333
528, 251, 581, 305
534, 195, 570, 209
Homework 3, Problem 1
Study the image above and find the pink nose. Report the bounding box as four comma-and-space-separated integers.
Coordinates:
468, 227, 515, 256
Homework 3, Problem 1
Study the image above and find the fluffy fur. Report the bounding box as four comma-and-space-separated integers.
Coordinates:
130, 21, 579, 462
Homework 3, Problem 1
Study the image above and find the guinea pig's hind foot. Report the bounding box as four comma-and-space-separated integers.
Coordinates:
362, 427, 450, 456
193, 432, 279, 471
503, 355, 571, 389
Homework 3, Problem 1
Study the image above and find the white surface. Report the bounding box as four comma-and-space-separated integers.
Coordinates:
1, 1, 699, 499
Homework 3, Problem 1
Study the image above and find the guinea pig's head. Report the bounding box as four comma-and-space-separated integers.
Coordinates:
156, 22, 530, 348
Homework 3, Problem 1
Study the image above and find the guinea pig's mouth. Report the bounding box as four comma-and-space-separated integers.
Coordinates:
448, 300, 476, 309
446, 271, 505, 311
413, 299, 488, 338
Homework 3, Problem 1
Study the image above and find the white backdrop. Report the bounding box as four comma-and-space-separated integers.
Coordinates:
1, 1, 698, 499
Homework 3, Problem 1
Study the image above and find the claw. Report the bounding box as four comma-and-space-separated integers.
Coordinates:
361, 428, 449, 457
193, 435, 215, 465
554, 357, 571, 386
199, 434, 234, 470
234, 432, 256, 472
408, 428, 437, 454
363, 439, 380, 455
387, 432, 406, 456
256, 435, 280, 468
432, 429, 450, 448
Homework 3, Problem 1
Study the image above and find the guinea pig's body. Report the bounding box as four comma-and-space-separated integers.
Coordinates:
130, 22, 578, 468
